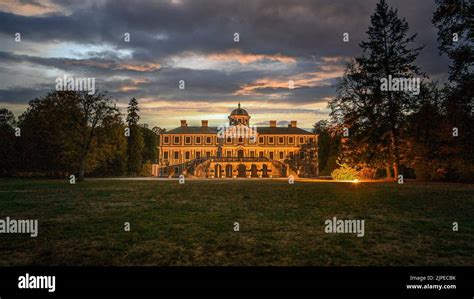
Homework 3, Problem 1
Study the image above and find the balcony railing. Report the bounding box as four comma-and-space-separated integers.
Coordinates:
159, 156, 276, 167
209, 156, 270, 163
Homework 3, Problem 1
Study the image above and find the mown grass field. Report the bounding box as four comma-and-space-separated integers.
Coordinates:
0, 179, 472, 266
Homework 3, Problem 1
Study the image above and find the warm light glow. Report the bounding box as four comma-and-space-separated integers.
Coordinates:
353, 179, 359, 183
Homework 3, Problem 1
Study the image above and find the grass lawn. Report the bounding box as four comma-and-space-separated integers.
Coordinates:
0, 179, 472, 266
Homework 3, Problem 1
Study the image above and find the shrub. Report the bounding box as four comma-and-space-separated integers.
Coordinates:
331, 164, 359, 181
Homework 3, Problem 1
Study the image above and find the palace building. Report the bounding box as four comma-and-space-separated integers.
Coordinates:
152, 104, 318, 178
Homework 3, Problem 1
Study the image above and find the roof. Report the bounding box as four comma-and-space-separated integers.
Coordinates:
164, 126, 218, 134
230, 103, 249, 116
230, 107, 249, 116
163, 126, 314, 135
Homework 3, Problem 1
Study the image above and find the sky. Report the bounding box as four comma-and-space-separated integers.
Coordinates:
0, 0, 450, 129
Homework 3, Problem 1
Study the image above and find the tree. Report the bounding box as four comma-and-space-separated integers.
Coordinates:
8, 90, 131, 178
72, 91, 119, 181
329, 0, 423, 178
140, 125, 158, 164
433, 0, 474, 180
17, 92, 82, 176
126, 98, 144, 176
313, 120, 341, 176
0, 108, 17, 176
89, 113, 128, 177
433, 0, 473, 84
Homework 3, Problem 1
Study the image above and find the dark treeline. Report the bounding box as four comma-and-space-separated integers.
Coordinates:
0, 0, 471, 182
0, 91, 159, 179
316, 0, 473, 182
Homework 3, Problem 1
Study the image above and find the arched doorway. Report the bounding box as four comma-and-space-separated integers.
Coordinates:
237, 149, 244, 158
214, 164, 222, 178
262, 164, 269, 177
251, 164, 258, 177
225, 164, 233, 178
238, 164, 246, 177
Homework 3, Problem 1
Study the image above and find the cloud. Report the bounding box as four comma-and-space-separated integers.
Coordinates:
0, 0, 449, 128
207, 49, 296, 64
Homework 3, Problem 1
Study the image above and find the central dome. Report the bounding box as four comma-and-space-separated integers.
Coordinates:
230, 103, 248, 116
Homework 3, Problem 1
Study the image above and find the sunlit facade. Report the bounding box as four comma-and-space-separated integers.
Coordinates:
153, 104, 318, 178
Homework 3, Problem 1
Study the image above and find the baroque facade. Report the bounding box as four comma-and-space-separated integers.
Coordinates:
153, 104, 318, 178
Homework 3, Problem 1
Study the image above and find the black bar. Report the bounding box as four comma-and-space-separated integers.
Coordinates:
0, 267, 472, 298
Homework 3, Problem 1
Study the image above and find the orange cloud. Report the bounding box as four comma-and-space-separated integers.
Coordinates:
207, 49, 296, 64
233, 65, 344, 96
0, 0, 62, 16
117, 63, 161, 72
118, 78, 150, 92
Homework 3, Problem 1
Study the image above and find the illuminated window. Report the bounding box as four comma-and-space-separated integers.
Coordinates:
185, 151, 190, 159
185, 136, 191, 144
174, 152, 179, 159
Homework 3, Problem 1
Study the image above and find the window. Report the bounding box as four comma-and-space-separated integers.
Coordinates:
226, 137, 232, 143
174, 136, 180, 144
238, 136, 243, 143
185, 136, 191, 144
259, 151, 264, 158
269, 152, 274, 159
250, 151, 255, 158
196, 151, 201, 159
309, 137, 314, 143
259, 137, 264, 144
206, 136, 212, 144
196, 136, 201, 144
174, 152, 179, 159
299, 137, 304, 144
288, 137, 294, 144
164, 136, 170, 144
279, 152, 284, 159
278, 137, 284, 144
269, 137, 274, 144
227, 151, 232, 157
185, 151, 190, 160
206, 151, 211, 158
163, 152, 169, 159
289, 152, 294, 159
